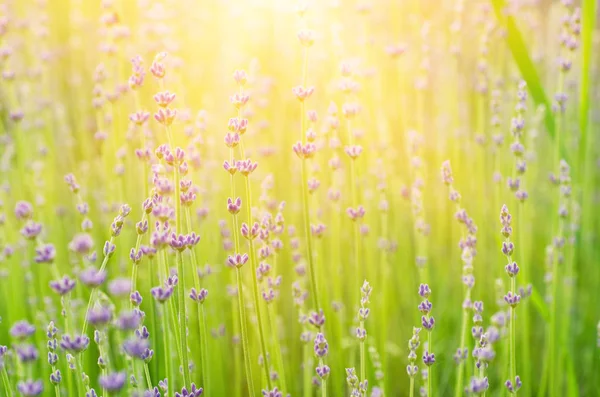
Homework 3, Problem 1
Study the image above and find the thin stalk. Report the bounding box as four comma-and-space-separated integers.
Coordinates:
300, 100, 320, 310
319, 357, 327, 397
166, 120, 191, 387
199, 303, 210, 393
184, 206, 209, 391
129, 213, 147, 311
360, 318, 366, 396
428, 331, 432, 397
81, 236, 115, 336
455, 288, 471, 397
161, 303, 173, 397
267, 303, 287, 392
303, 340, 311, 397
144, 362, 153, 390
245, 178, 272, 390
236, 267, 255, 396
1, 365, 13, 397
229, 135, 254, 396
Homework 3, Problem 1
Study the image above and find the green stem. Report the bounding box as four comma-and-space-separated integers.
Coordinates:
144, 362, 153, 390
236, 267, 255, 396
245, 177, 272, 390
81, 237, 115, 336
199, 304, 210, 394
267, 303, 287, 392
455, 289, 471, 397
303, 341, 311, 397
161, 303, 173, 397
1, 365, 13, 397
428, 331, 432, 397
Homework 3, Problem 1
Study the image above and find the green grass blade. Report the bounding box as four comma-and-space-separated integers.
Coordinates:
490, 0, 556, 138
578, 0, 597, 174
529, 285, 550, 322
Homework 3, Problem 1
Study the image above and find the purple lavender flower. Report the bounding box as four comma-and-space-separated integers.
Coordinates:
261, 388, 282, 397
316, 364, 330, 380
123, 337, 149, 359
115, 311, 142, 330
189, 288, 208, 303
504, 292, 521, 308
87, 306, 113, 327
17, 380, 43, 396
131, 291, 143, 306
170, 233, 188, 251
151, 285, 175, 303
10, 320, 35, 339
418, 300, 432, 315
466, 377, 489, 394
69, 233, 94, 254
418, 284, 431, 298
34, 243, 55, 264
175, 383, 203, 397
314, 333, 328, 358
79, 267, 107, 287
50, 276, 76, 295
103, 241, 116, 257
422, 350, 435, 366
421, 316, 435, 330
308, 309, 326, 328
15, 201, 34, 220
99, 372, 126, 393
60, 334, 90, 353
20, 221, 43, 240
505, 375, 522, 393
505, 262, 520, 277
108, 278, 132, 297
50, 370, 62, 385
16, 344, 39, 363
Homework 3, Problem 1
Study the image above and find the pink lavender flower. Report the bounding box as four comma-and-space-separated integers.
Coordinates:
292, 85, 315, 101
227, 253, 249, 268
297, 29, 315, 46
154, 108, 177, 126
237, 159, 258, 176
233, 69, 247, 86
154, 91, 176, 107
129, 111, 150, 126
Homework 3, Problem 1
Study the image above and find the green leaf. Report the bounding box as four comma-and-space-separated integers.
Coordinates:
490, 0, 556, 138
578, 0, 597, 173
529, 285, 549, 322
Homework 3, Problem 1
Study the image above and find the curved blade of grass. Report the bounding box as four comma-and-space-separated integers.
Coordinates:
529, 285, 550, 322
578, 0, 597, 174
490, 0, 556, 139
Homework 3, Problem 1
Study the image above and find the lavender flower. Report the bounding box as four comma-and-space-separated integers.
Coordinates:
99, 372, 126, 393
60, 334, 90, 353
17, 380, 43, 396
79, 267, 107, 288
175, 383, 203, 397
10, 320, 35, 339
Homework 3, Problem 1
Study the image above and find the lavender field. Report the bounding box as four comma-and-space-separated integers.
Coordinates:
0, 0, 598, 396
